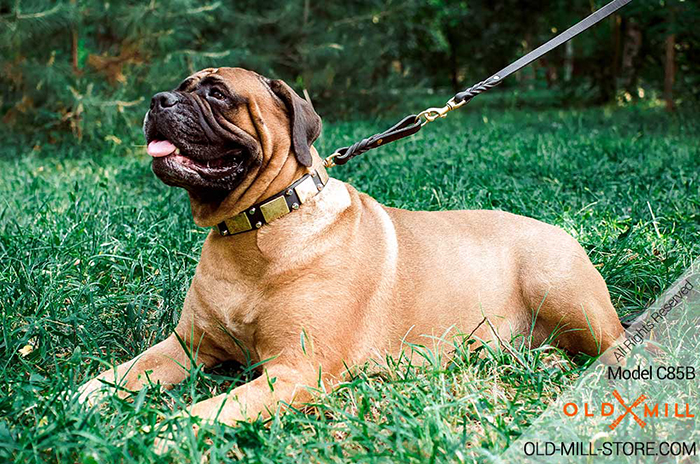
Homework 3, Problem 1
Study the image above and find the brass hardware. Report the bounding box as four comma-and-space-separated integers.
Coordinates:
323, 152, 341, 169
294, 176, 318, 204
317, 167, 329, 185
417, 97, 466, 126
217, 170, 328, 237
260, 196, 290, 223
223, 212, 252, 235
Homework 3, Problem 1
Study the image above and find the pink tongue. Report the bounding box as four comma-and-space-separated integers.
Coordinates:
147, 140, 177, 157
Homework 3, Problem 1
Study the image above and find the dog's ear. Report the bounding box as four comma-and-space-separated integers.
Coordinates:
267, 79, 321, 167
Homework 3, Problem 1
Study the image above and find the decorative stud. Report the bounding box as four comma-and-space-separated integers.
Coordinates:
292, 203, 300, 210
249, 207, 256, 214
316, 184, 323, 191
310, 171, 316, 177
286, 189, 293, 196
221, 230, 229, 236
255, 221, 262, 228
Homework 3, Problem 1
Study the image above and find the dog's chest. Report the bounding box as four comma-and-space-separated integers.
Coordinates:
185, 258, 264, 361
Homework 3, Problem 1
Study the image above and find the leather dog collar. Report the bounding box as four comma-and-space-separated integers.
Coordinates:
215, 167, 330, 236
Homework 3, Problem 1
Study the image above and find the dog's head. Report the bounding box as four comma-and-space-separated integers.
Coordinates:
143, 67, 321, 224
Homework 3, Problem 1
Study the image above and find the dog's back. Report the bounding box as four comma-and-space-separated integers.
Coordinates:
363, 189, 625, 359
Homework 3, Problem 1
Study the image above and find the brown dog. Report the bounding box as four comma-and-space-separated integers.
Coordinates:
79, 67, 624, 425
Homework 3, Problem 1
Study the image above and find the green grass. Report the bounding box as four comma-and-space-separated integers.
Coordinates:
0, 103, 698, 463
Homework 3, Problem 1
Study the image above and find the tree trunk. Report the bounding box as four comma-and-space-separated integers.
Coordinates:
564, 40, 574, 82
541, 57, 557, 88
664, 34, 676, 111
611, 15, 622, 91
71, 29, 79, 74
620, 19, 642, 94
524, 31, 536, 89
303, 0, 310, 27
446, 28, 460, 92
70, 0, 79, 75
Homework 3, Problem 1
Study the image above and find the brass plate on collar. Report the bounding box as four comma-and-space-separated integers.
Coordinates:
294, 176, 318, 204
260, 196, 290, 223
317, 168, 329, 185
224, 212, 252, 234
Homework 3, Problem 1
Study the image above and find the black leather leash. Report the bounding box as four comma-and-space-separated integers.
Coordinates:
324, 0, 633, 169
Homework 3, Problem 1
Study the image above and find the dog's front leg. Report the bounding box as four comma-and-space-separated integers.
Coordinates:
188, 363, 317, 425
79, 331, 217, 404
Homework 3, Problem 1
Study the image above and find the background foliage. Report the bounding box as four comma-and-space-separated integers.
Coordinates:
1, 0, 699, 144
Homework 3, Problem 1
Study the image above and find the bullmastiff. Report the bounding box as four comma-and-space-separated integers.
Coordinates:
79, 67, 624, 425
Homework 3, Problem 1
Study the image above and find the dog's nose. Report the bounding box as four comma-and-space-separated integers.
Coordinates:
150, 92, 179, 111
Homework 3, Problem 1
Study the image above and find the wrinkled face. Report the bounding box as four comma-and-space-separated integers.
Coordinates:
143, 67, 321, 201
143, 69, 261, 197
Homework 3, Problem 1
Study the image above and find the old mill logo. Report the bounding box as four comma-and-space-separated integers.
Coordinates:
563, 390, 694, 430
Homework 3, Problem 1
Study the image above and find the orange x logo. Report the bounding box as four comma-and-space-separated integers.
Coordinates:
609, 389, 647, 430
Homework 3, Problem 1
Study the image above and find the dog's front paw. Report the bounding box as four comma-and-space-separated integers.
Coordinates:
78, 375, 113, 406
152, 412, 203, 456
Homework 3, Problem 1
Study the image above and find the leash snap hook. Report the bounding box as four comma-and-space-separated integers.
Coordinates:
418, 97, 466, 126
323, 151, 343, 169
417, 107, 444, 125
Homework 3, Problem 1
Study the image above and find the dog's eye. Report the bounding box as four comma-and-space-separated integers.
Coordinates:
210, 88, 226, 101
